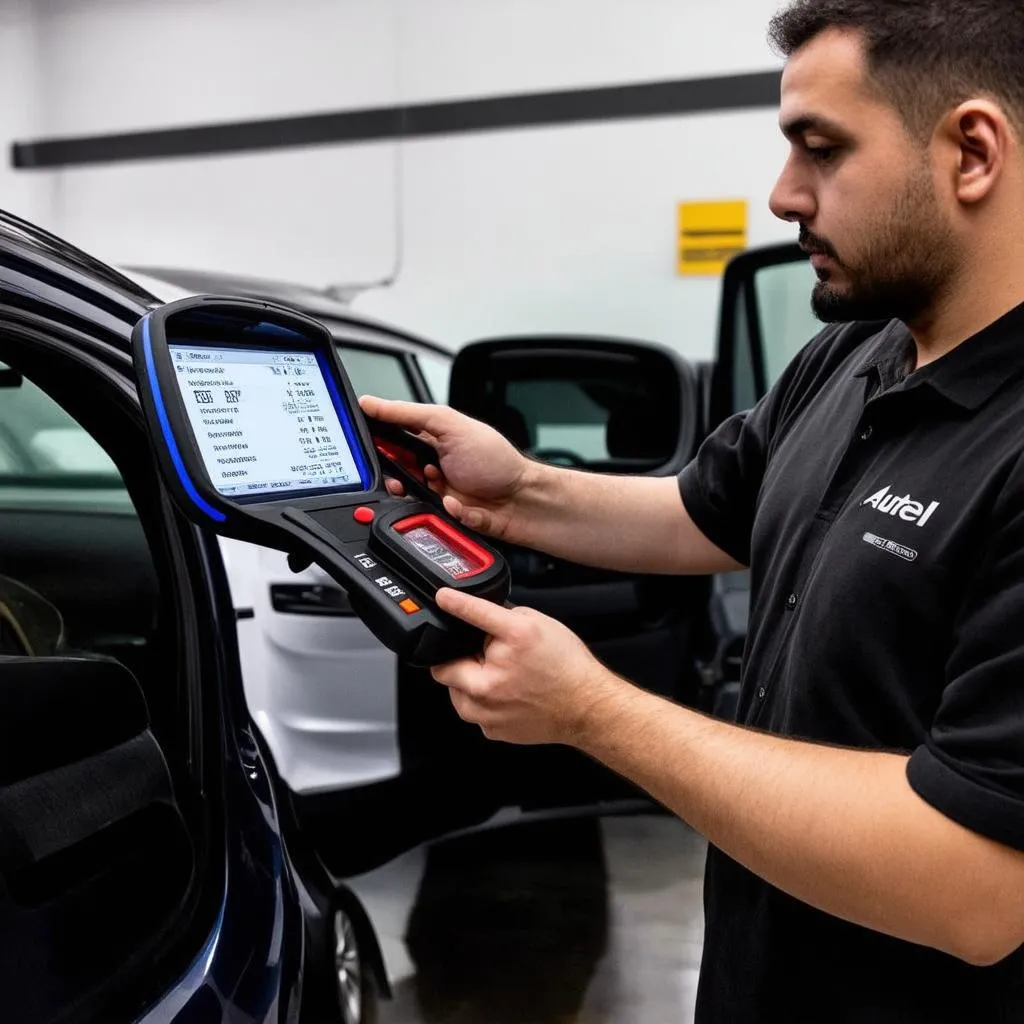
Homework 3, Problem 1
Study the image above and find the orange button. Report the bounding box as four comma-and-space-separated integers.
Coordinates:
399, 598, 421, 615
353, 506, 375, 524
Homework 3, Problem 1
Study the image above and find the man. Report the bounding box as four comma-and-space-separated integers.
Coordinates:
360, 1, 1024, 1019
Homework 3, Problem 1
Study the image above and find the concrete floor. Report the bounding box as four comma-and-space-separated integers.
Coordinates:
348, 813, 707, 1023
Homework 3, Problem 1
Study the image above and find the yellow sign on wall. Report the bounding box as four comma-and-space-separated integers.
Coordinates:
677, 200, 748, 276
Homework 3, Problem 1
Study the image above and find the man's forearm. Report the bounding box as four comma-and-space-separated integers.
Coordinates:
508, 461, 741, 575
575, 676, 1024, 965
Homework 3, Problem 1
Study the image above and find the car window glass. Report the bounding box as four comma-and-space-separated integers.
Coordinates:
752, 260, 819, 387
507, 379, 611, 463
528, 382, 611, 462
337, 345, 417, 402
417, 352, 453, 404
731, 288, 757, 414
0, 377, 129, 510
452, 349, 682, 472
505, 373, 685, 467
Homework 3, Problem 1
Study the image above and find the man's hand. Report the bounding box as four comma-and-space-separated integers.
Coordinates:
359, 395, 741, 577
359, 395, 534, 542
431, 588, 623, 745
430, 595, 1024, 963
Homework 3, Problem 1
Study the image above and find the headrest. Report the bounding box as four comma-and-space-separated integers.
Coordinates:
606, 406, 675, 460
485, 404, 531, 452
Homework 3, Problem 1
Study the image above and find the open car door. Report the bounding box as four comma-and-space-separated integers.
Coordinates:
437, 335, 711, 815
701, 242, 816, 720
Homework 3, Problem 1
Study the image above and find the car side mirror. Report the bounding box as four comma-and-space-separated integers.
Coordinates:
449, 336, 700, 476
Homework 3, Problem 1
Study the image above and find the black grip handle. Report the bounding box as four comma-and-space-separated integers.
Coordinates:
366, 415, 445, 509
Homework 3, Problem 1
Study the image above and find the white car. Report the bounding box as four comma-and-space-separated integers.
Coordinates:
125, 266, 453, 797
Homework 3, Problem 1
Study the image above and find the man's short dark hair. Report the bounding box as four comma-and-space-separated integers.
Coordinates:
768, 0, 1024, 140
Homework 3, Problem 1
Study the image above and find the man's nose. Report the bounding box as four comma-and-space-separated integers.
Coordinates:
769, 159, 815, 224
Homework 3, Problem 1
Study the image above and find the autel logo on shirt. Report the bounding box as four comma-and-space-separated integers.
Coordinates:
861, 485, 940, 527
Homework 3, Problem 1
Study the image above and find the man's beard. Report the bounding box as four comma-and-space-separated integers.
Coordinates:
803, 171, 961, 325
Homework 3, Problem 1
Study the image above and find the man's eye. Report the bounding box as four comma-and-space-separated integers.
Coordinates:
806, 145, 839, 163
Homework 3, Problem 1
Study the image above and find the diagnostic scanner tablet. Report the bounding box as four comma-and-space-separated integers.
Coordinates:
131, 296, 510, 667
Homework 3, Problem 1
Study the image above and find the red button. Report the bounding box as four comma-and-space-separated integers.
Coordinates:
353, 506, 375, 524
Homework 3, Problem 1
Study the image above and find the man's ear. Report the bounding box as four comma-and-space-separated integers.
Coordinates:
940, 100, 1009, 205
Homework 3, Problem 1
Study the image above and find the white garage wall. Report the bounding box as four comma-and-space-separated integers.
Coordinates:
364, 110, 790, 353
7, 0, 797, 358
32, 0, 402, 283
398, 0, 785, 96
0, 0, 50, 226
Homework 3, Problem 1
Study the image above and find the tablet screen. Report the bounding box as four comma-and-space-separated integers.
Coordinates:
170, 344, 365, 498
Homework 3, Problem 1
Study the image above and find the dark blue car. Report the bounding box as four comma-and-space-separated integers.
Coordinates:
0, 209, 388, 1024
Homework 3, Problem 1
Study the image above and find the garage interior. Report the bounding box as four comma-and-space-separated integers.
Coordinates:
0, 2, 797, 1022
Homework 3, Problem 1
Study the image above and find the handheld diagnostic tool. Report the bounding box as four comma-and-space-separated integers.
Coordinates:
132, 296, 510, 666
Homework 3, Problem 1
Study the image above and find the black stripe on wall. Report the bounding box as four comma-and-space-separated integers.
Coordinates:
11, 70, 781, 171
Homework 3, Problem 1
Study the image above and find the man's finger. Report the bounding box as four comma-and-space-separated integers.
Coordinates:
436, 588, 517, 637
441, 493, 463, 518
431, 656, 490, 697
448, 687, 488, 727
358, 395, 452, 440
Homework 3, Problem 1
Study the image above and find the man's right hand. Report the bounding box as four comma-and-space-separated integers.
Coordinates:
358, 395, 535, 542
360, 395, 740, 577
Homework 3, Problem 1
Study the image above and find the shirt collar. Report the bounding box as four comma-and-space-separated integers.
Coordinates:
851, 300, 1024, 411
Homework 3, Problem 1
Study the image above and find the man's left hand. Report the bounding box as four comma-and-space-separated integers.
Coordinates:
431, 588, 623, 745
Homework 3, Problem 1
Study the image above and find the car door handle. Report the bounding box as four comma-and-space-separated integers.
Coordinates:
270, 584, 354, 617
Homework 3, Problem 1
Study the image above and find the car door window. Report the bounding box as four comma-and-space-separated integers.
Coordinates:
0, 374, 149, 660
715, 248, 817, 424
417, 352, 453, 404
730, 291, 759, 415
752, 260, 820, 387
0, 377, 120, 475
0, 377, 130, 510
337, 345, 417, 402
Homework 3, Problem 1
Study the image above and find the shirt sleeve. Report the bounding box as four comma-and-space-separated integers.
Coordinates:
907, 455, 1024, 852
677, 408, 767, 566
677, 327, 837, 567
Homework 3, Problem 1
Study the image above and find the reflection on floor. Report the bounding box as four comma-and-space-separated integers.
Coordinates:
348, 813, 707, 1024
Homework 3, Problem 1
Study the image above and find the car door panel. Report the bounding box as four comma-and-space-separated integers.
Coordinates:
0, 655, 194, 1024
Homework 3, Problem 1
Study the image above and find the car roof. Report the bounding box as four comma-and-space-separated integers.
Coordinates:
0, 208, 451, 359
125, 265, 359, 318
0, 208, 159, 333
125, 264, 453, 358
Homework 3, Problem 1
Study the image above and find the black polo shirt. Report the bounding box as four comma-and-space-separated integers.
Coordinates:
678, 302, 1024, 1022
